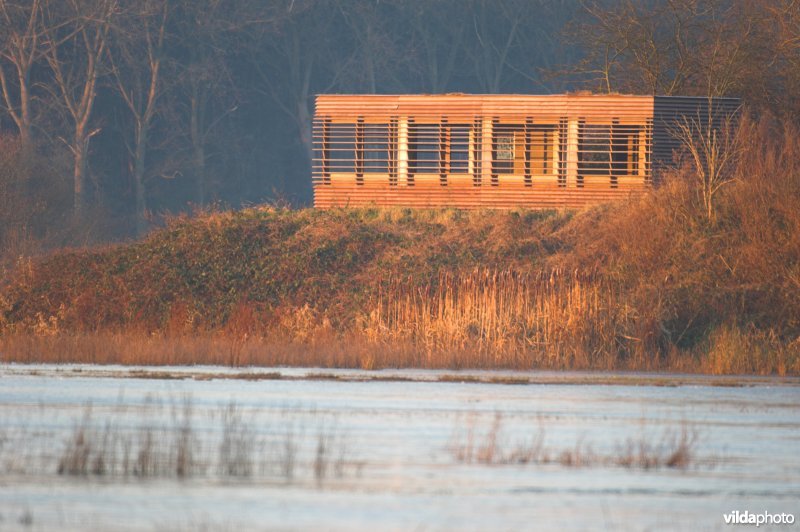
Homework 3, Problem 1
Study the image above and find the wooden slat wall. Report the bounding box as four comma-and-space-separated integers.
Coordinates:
312, 94, 737, 209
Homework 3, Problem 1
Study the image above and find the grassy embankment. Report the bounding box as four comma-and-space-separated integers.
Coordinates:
1, 117, 798, 374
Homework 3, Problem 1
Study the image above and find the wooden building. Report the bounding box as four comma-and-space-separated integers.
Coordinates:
312, 94, 739, 209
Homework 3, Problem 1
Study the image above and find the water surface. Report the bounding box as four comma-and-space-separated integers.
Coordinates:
1, 365, 797, 531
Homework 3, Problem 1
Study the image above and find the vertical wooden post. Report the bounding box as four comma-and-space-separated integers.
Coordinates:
481, 118, 493, 186
389, 118, 398, 185
468, 123, 475, 179
398, 116, 408, 186
611, 118, 619, 188
557, 118, 567, 187
471, 118, 481, 186
566, 118, 579, 187
524, 118, 532, 185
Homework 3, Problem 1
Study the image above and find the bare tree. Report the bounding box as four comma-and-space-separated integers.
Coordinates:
765, 0, 800, 119
250, 1, 348, 176
562, 0, 779, 101
468, 0, 524, 93
335, 1, 407, 94
40, 0, 118, 220
107, 0, 169, 235
562, 0, 699, 94
403, 0, 468, 93
0, 0, 44, 145
672, 103, 742, 222
168, 0, 259, 206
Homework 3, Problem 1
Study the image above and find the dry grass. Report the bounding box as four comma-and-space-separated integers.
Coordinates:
2, 398, 357, 484
361, 269, 636, 370
448, 413, 701, 470
2, 277, 797, 372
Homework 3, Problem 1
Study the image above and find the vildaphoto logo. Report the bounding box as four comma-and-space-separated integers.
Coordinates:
723, 511, 795, 526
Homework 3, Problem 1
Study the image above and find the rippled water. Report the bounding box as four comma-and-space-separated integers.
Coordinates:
1, 365, 798, 531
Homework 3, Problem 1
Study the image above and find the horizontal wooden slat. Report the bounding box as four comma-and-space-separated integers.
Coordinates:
312, 93, 739, 210
313, 184, 648, 209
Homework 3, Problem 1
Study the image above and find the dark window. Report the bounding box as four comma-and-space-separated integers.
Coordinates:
409, 123, 439, 174
329, 123, 356, 173
363, 124, 389, 173
611, 125, 640, 176
448, 124, 470, 173
579, 124, 612, 176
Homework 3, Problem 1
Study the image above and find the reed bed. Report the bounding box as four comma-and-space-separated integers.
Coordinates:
1, 266, 797, 372
361, 269, 639, 370
0, 269, 657, 371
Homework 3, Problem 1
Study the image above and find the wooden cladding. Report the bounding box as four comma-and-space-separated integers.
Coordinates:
313, 94, 739, 209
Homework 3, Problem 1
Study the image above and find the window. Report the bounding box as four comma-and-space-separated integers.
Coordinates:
409, 122, 440, 174
363, 124, 390, 173
447, 124, 470, 173
612, 125, 640, 177
493, 123, 523, 174
579, 123, 641, 179
578, 124, 612, 176
328, 123, 357, 173
529, 126, 555, 176
493, 122, 555, 176
326, 120, 395, 179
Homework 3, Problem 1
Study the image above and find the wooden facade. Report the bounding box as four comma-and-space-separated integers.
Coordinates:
312, 94, 739, 209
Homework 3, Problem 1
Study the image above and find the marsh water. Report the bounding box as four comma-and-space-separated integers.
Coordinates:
0, 365, 798, 531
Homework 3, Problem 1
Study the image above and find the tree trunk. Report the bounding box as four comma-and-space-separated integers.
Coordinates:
18, 67, 32, 146
194, 142, 205, 207
73, 131, 89, 221
133, 125, 148, 236
191, 88, 206, 206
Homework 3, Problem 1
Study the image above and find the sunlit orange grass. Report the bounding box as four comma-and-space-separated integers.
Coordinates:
361, 269, 643, 370
0, 269, 667, 371
1, 326, 795, 374
2, 267, 797, 373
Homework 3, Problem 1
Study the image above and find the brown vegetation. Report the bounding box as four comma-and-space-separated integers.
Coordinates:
448, 413, 702, 470
1, 115, 799, 374
26, 400, 354, 484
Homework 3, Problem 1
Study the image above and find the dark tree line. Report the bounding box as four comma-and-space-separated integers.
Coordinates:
563, 0, 800, 115
0, 0, 797, 248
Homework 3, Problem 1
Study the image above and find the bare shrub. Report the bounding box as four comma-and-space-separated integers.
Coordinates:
57, 426, 91, 476
172, 396, 196, 478
280, 424, 297, 482
615, 424, 698, 470
664, 426, 696, 469
134, 427, 157, 477
671, 105, 743, 222
312, 419, 349, 485
449, 413, 548, 466
218, 403, 254, 478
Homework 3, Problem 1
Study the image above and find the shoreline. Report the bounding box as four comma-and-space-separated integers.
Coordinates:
4, 362, 799, 388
